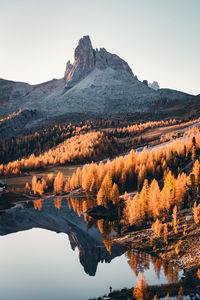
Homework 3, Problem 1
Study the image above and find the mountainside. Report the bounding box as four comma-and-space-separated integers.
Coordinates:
0, 35, 194, 120
152, 93, 200, 120
0, 109, 39, 138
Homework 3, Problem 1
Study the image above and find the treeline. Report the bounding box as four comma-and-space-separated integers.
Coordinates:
26, 172, 66, 196
1, 115, 193, 167
106, 119, 177, 139
1, 117, 186, 176
20, 127, 200, 209
1, 116, 144, 164
124, 159, 200, 227
0, 121, 91, 164
0, 109, 23, 122
1, 131, 116, 176
64, 129, 200, 196
27, 170, 120, 208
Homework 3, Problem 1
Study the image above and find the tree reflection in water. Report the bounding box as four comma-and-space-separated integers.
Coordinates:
33, 198, 43, 211
66, 195, 180, 285
54, 197, 62, 210
126, 247, 179, 284
31, 195, 180, 285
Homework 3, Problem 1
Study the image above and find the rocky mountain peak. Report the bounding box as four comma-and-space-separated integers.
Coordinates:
64, 35, 133, 87
64, 35, 95, 87
0, 35, 194, 120
95, 47, 133, 75
75, 35, 93, 57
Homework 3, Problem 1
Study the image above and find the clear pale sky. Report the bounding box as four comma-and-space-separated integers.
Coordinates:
0, 0, 199, 95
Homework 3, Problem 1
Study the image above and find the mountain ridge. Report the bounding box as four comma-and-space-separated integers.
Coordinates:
0, 35, 194, 121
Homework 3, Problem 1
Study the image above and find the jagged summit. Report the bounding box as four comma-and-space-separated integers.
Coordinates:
0, 35, 194, 121
64, 35, 133, 88
64, 36, 95, 87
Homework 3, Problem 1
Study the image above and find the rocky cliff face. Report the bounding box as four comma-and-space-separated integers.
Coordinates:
0, 35, 194, 121
64, 36, 95, 87
64, 35, 133, 88
95, 47, 133, 74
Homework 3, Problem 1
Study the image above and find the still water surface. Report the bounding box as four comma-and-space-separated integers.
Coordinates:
0, 197, 182, 300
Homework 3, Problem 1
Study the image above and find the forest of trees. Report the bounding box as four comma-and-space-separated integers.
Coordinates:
124, 159, 200, 227
106, 118, 177, 138
1, 131, 115, 176
22, 126, 200, 203
1, 117, 191, 174
25, 131, 200, 233
120, 158, 200, 271
3, 107, 200, 300
3, 115, 200, 245
0, 121, 91, 164
63, 127, 200, 195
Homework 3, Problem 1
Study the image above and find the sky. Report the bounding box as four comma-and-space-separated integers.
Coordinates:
0, 0, 199, 95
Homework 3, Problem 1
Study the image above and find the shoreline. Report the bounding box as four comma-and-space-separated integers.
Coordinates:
3, 187, 200, 274
113, 208, 200, 273
1, 189, 200, 298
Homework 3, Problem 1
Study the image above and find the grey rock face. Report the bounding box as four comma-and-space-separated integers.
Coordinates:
0, 78, 31, 102
95, 48, 133, 75
143, 80, 148, 86
64, 35, 95, 87
148, 81, 160, 90
64, 36, 133, 88
64, 61, 73, 78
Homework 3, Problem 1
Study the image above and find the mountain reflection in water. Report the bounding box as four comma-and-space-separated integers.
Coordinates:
0, 196, 182, 300
0, 196, 124, 276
